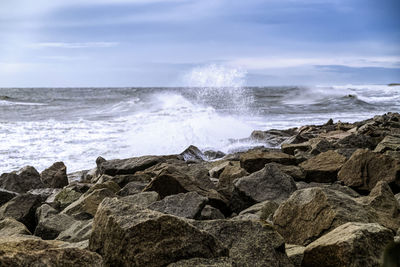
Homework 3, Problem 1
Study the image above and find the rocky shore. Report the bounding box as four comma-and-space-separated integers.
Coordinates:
0, 112, 400, 266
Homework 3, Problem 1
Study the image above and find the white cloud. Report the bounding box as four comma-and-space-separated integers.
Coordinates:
28, 42, 119, 49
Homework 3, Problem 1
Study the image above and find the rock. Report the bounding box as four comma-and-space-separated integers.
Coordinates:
269, 162, 305, 181
40, 162, 68, 188
148, 192, 208, 219
250, 129, 293, 146
120, 191, 160, 208
56, 219, 93, 243
199, 205, 225, 220
191, 219, 293, 267
143, 164, 229, 215
302, 222, 394, 267
0, 193, 43, 232
0, 188, 18, 206
308, 138, 333, 155
54, 188, 83, 210
67, 170, 89, 183
89, 197, 228, 266
27, 188, 61, 202
285, 244, 305, 267
396, 193, 400, 205
295, 181, 360, 198
273, 184, 400, 246
338, 149, 400, 193
217, 165, 248, 198
240, 149, 296, 173
209, 161, 232, 178
0, 166, 44, 193
238, 200, 279, 221
118, 181, 147, 196
85, 180, 120, 195
230, 164, 297, 213
299, 150, 347, 183
0, 235, 103, 266
281, 142, 311, 155
62, 188, 115, 220
34, 204, 76, 240
334, 133, 377, 150
0, 217, 31, 236
180, 145, 205, 162
374, 135, 400, 153
98, 155, 165, 176
98, 172, 152, 187
203, 150, 226, 160
167, 257, 234, 266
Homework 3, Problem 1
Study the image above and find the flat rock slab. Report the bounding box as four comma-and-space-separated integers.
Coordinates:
98, 155, 165, 176
89, 197, 227, 267
302, 222, 394, 267
240, 150, 296, 173
299, 150, 347, 183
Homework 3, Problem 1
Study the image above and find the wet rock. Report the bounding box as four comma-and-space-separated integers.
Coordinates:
149, 192, 208, 219
203, 150, 226, 160
62, 188, 115, 220
250, 129, 294, 146
34, 204, 76, 240
98, 155, 165, 176
0, 217, 31, 236
167, 257, 234, 267
374, 135, 400, 153
230, 164, 296, 213
338, 149, 400, 193
120, 191, 160, 208
0, 236, 103, 266
302, 222, 394, 267
299, 150, 347, 183
0, 166, 44, 193
118, 181, 147, 196
89, 197, 227, 266
191, 219, 293, 267
0, 193, 43, 232
209, 161, 232, 178
0, 188, 18, 206
199, 205, 225, 220
285, 244, 305, 267
40, 162, 68, 188
180, 145, 205, 162
240, 149, 296, 173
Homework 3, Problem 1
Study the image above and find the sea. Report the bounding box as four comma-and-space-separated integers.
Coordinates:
1, 83, 399, 174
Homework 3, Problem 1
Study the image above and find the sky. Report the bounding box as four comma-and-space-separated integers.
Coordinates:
0, 0, 399, 86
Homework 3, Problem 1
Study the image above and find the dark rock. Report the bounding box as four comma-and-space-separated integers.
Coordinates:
299, 150, 347, 183
217, 165, 249, 198
335, 133, 378, 150
230, 163, 297, 213
250, 129, 293, 146
374, 135, 400, 153
118, 181, 147, 196
338, 148, 400, 193
98, 155, 165, 176
0, 166, 44, 193
203, 150, 226, 160
302, 222, 394, 267
167, 257, 234, 266
89, 197, 228, 266
0, 236, 103, 266
120, 191, 160, 208
199, 205, 225, 220
180, 145, 205, 162
148, 192, 208, 219
0, 188, 18, 207
0, 193, 43, 232
191, 219, 293, 267
240, 149, 296, 173
40, 162, 68, 188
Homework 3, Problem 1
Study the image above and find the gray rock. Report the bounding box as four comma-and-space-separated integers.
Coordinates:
180, 145, 205, 162
118, 181, 147, 196
40, 162, 68, 188
209, 161, 232, 178
0, 166, 44, 193
148, 192, 208, 219
120, 191, 160, 208
98, 155, 165, 176
0, 217, 31, 236
56, 219, 93, 243
230, 163, 297, 213
199, 205, 225, 220
239, 200, 279, 221
302, 222, 394, 267
89, 197, 228, 266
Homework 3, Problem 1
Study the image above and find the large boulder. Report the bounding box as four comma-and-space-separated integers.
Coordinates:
0, 166, 44, 193
230, 164, 297, 213
40, 162, 68, 188
299, 150, 347, 183
273, 183, 400, 246
180, 145, 205, 162
148, 192, 208, 219
89, 197, 228, 266
0, 236, 103, 266
0, 193, 43, 232
0, 188, 18, 206
97, 155, 165, 176
191, 219, 293, 267
240, 149, 296, 173
0, 217, 31, 236
217, 165, 248, 198
302, 222, 394, 267
62, 188, 115, 220
338, 149, 400, 193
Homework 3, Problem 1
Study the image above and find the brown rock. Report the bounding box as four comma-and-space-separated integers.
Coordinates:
40, 162, 68, 188
281, 142, 311, 155
239, 149, 296, 173
0, 217, 31, 236
98, 155, 165, 176
217, 165, 249, 198
0, 166, 44, 193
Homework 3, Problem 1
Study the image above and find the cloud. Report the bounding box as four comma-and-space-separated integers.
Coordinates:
28, 42, 119, 49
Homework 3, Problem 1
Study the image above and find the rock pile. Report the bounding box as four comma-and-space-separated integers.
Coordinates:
0, 112, 399, 266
